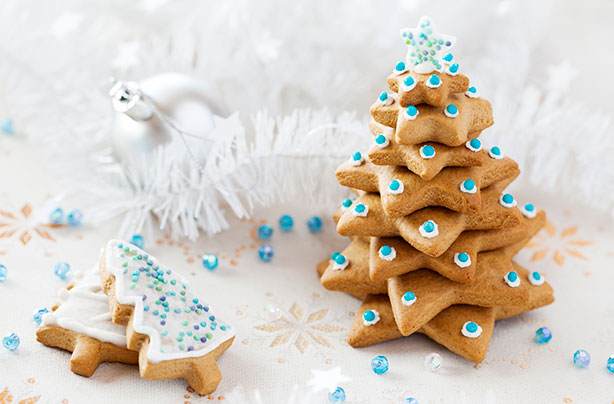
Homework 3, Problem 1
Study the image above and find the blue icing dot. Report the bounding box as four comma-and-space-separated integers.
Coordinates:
525, 203, 535, 212
363, 310, 375, 322
468, 86, 477, 93
491, 146, 501, 156
422, 145, 435, 157
429, 74, 441, 86
403, 291, 415, 301
352, 151, 362, 161
465, 322, 478, 333
333, 254, 346, 265
380, 245, 392, 256
470, 138, 481, 149
449, 63, 459, 73
375, 134, 386, 144
395, 61, 406, 71
406, 105, 418, 116
443, 53, 453, 62
532, 271, 541, 280
507, 271, 518, 282
355, 203, 366, 213
502, 193, 514, 204
379, 92, 388, 101
458, 252, 469, 262
342, 198, 353, 208
446, 104, 458, 115
423, 220, 435, 233
463, 179, 475, 190
389, 180, 400, 191
404, 76, 415, 86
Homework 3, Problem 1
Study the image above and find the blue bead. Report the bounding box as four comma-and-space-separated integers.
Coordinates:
33, 308, 49, 325
201, 254, 218, 270
491, 146, 501, 156
395, 62, 406, 71
66, 210, 83, 227
458, 252, 469, 262
607, 356, 614, 373
422, 145, 435, 157
0, 264, 6, 282
470, 138, 481, 149
443, 52, 453, 62
331, 252, 341, 261
49, 207, 64, 224
535, 327, 552, 344
371, 355, 389, 374
403, 291, 415, 301
429, 75, 440, 86
2, 332, 20, 351
406, 105, 418, 116
53, 262, 71, 280
258, 245, 274, 263
0, 118, 14, 135
574, 349, 590, 368
446, 104, 458, 115
423, 220, 435, 233
375, 134, 386, 144
507, 271, 518, 282
465, 322, 478, 333
389, 180, 400, 191
130, 234, 145, 249
257, 224, 274, 241
463, 179, 475, 190
468, 86, 477, 94
404, 76, 415, 86
525, 203, 535, 212
363, 310, 375, 322
378, 92, 388, 101
532, 271, 541, 281
333, 254, 346, 265
404, 399, 419, 404
449, 63, 459, 73
307, 216, 323, 233
502, 194, 514, 204
341, 199, 353, 209
277, 215, 294, 232
380, 245, 392, 256
354, 204, 366, 213
328, 387, 346, 403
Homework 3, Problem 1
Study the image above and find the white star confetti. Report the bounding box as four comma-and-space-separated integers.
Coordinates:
400, 16, 456, 74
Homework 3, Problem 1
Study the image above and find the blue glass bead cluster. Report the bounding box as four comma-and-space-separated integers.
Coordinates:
53, 262, 71, 280
49, 207, 83, 227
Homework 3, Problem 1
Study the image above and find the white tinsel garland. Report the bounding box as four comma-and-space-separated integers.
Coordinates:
0, 0, 612, 241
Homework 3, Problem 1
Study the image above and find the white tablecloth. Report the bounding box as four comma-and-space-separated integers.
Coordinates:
1, 138, 613, 404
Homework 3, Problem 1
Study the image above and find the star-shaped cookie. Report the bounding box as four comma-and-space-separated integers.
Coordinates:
370, 210, 546, 283
370, 93, 493, 146
336, 153, 519, 217
387, 249, 530, 336
336, 183, 522, 257
385, 70, 469, 108
347, 261, 554, 363
367, 120, 483, 180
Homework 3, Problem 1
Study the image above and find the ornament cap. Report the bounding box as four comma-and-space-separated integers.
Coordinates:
109, 79, 154, 121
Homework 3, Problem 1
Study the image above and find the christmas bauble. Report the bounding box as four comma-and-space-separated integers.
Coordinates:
108, 73, 227, 166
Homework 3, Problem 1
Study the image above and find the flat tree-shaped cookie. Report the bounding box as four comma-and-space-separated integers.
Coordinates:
100, 240, 235, 395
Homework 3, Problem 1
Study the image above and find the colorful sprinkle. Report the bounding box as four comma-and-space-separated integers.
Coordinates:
400, 16, 456, 74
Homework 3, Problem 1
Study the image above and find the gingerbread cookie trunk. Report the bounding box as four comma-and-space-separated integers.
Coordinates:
336, 184, 522, 257
100, 240, 235, 395
336, 152, 518, 217
36, 268, 138, 377
368, 120, 484, 180
370, 93, 493, 146
369, 210, 546, 283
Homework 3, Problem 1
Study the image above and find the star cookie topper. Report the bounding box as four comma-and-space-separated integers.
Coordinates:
401, 16, 456, 74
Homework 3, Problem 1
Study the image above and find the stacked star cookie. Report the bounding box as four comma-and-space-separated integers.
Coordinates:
317, 16, 554, 363
36, 240, 234, 395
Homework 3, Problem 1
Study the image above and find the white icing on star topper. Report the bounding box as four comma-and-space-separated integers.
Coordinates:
400, 16, 456, 74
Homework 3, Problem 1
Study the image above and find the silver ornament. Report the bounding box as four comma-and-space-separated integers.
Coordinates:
108, 73, 227, 166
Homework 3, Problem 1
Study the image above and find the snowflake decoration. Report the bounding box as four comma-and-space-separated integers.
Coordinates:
400, 16, 456, 74
307, 367, 351, 394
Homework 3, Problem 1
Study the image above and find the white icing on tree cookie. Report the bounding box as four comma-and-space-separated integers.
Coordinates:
41, 268, 127, 347
104, 240, 235, 363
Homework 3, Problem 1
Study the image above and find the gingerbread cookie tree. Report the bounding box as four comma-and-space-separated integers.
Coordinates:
318, 16, 554, 363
